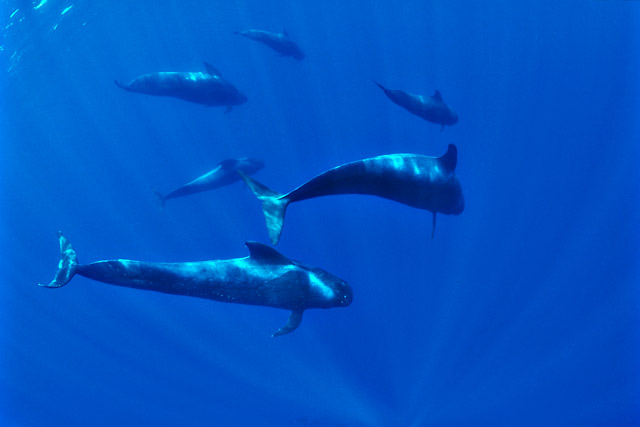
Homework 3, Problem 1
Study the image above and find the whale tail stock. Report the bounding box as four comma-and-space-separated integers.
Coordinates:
373, 80, 390, 95
237, 171, 289, 245
39, 231, 78, 288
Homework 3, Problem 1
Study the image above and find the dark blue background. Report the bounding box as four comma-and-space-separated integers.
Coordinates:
2, 1, 638, 426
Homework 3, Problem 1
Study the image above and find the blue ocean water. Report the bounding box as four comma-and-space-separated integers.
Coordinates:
2, 1, 638, 426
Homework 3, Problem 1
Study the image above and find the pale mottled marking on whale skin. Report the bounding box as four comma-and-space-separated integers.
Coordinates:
309, 273, 335, 300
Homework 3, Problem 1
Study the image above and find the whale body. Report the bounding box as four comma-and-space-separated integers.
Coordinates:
375, 81, 458, 130
153, 157, 264, 208
239, 144, 464, 245
115, 62, 247, 111
235, 29, 305, 60
39, 232, 352, 336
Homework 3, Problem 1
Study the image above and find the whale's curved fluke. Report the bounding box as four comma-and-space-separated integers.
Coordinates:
39, 231, 78, 288
151, 186, 166, 209
238, 171, 289, 245
114, 79, 129, 91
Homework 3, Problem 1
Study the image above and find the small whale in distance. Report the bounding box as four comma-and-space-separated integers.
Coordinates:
39, 232, 352, 337
152, 157, 264, 208
239, 144, 464, 245
374, 81, 458, 130
234, 29, 305, 60
115, 62, 247, 111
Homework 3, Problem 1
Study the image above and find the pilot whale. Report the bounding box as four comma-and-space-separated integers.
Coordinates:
115, 62, 247, 111
153, 157, 264, 208
374, 81, 458, 130
39, 232, 352, 336
239, 144, 464, 245
234, 29, 305, 60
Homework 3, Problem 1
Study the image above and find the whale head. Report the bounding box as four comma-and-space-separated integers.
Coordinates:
305, 266, 353, 309
235, 90, 248, 105
292, 49, 305, 60
446, 109, 459, 125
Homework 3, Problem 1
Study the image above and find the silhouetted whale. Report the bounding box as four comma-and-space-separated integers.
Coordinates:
239, 144, 464, 245
153, 157, 264, 208
115, 62, 247, 111
39, 232, 352, 336
234, 29, 305, 60
374, 81, 458, 130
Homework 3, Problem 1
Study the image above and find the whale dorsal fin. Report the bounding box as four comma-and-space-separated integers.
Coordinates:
246, 241, 292, 265
438, 144, 457, 173
219, 159, 238, 171
203, 62, 222, 77
432, 90, 443, 101
283, 29, 289, 37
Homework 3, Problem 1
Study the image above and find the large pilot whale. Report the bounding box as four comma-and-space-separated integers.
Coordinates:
239, 144, 464, 245
39, 232, 352, 337
115, 62, 247, 111
153, 157, 264, 208
374, 81, 458, 130
234, 29, 305, 60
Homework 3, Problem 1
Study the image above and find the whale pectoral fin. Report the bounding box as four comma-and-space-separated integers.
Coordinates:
224, 106, 232, 114
431, 212, 436, 240
272, 310, 304, 337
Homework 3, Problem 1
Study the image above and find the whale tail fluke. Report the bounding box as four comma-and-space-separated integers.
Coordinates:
151, 186, 166, 209
238, 171, 289, 245
39, 231, 78, 288
114, 79, 131, 91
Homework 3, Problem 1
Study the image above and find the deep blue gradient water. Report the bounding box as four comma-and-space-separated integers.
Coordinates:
2, 1, 639, 426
